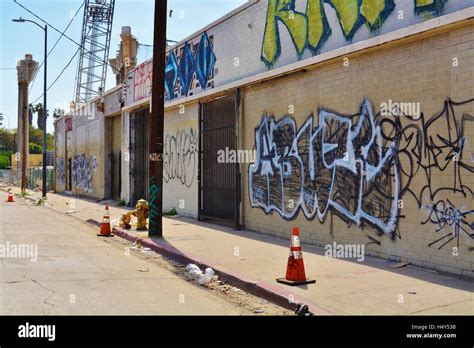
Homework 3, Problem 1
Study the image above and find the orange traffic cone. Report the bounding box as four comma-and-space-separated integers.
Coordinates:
276, 227, 315, 286
97, 205, 114, 237
6, 189, 14, 203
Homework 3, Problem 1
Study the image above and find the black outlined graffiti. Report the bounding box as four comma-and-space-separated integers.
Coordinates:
72, 154, 97, 194
249, 97, 474, 244
380, 98, 474, 208
249, 99, 400, 234
423, 199, 474, 250
163, 128, 198, 188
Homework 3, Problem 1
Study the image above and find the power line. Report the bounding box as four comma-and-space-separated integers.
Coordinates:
28, 1, 85, 95
30, 26, 93, 105
14, 0, 119, 74
138, 38, 178, 48
30, 48, 80, 105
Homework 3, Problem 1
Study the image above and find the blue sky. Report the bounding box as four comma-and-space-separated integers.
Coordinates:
0, 0, 247, 133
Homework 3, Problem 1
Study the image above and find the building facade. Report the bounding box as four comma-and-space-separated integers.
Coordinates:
57, 0, 474, 277
54, 85, 123, 200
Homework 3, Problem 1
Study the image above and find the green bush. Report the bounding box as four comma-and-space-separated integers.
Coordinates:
29, 143, 42, 154
0, 150, 12, 159
0, 151, 12, 166
0, 155, 10, 169
163, 208, 177, 216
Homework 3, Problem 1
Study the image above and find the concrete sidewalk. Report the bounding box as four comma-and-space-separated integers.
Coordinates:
2, 186, 473, 315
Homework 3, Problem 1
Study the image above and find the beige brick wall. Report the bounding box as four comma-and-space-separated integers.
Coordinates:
54, 118, 66, 191
163, 103, 199, 218
242, 22, 474, 277
55, 103, 106, 199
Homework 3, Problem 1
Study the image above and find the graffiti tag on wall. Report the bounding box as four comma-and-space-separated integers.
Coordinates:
72, 154, 97, 194
423, 199, 473, 250
133, 60, 153, 103
414, 0, 448, 15
249, 99, 400, 233
56, 157, 65, 186
249, 97, 474, 249
132, 32, 216, 103
262, 0, 449, 66
165, 32, 216, 100
163, 128, 198, 188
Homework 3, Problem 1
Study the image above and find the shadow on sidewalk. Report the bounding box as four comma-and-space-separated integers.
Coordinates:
168, 215, 474, 293
30, 191, 473, 293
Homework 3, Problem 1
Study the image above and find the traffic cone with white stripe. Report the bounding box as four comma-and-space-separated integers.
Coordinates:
6, 189, 14, 203
277, 227, 315, 286
97, 205, 113, 237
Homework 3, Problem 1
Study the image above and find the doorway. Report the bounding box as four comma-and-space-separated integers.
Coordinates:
67, 158, 72, 191
199, 93, 240, 226
130, 108, 150, 206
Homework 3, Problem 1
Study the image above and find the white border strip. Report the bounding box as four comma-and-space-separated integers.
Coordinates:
129, 0, 260, 74
122, 96, 151, 112
164, 7, 474, 109
167, 0, 259, 52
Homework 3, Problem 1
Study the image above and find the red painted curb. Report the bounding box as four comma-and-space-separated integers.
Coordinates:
112, 226, 329, 315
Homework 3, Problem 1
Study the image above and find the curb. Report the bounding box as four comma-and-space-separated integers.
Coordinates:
112, 226, 329, 315
2, 186, 328, 315
0, 187, 37, 203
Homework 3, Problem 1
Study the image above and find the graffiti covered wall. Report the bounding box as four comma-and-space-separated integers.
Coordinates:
249, 98, 474, 246
249, 99, 401, 234
126, 1, 472, 107
164, 128, 198, 188
166, 32, 216, 100
56, 157, 66, 186
261, 0, 457, 66
54, 102, 106, 199
163, 104, 200, 218
129, 31, 216, 104
72, 154, 98, 194
54, 117, 66, 191
243, 21, 474, 276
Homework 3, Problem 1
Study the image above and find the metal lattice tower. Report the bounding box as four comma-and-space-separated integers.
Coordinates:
75, 0, 115, 103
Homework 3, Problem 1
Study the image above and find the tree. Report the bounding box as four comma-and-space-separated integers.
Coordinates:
0, 125, 53, 154
0, 128, 15, 152
0, 155, 9, 169
28, 104, 34, 126
53, 108, 65, 119
29, 143, 42, 154
29, 126, 54, 152
31, 103, 48, 131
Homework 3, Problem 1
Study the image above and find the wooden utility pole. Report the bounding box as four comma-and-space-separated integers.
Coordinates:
18, 80, 28, 192
148, 0, 168, 237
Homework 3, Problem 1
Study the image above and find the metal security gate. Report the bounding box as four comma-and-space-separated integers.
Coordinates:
130, 108, 150, 206
199, 93, 239, 226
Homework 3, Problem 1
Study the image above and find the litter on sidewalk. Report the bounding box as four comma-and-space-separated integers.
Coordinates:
184, 263, 218, 285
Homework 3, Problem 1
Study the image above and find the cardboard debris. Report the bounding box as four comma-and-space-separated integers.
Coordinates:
388, 261, 409, 269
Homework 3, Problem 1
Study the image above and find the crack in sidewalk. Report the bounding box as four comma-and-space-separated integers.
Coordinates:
407, 299, 473, 314
23, 274, 56, 311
